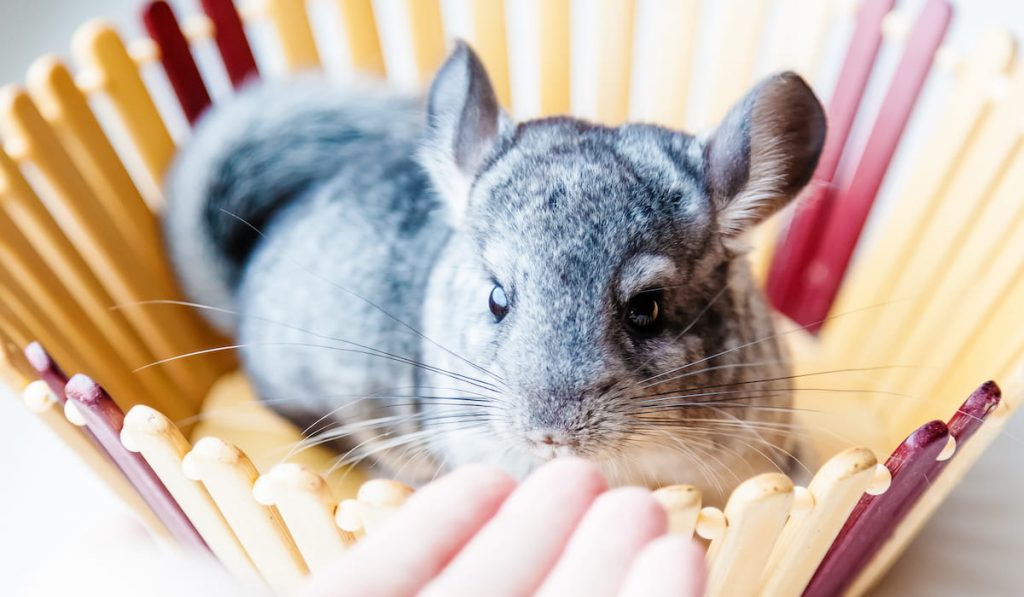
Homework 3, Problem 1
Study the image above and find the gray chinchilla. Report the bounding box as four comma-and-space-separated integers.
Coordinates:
164, 42, 826, 498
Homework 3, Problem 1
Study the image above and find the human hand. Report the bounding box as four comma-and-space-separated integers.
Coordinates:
300, 458, 706, 597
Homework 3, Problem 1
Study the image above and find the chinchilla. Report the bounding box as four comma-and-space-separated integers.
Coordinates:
164, 42, 825, 498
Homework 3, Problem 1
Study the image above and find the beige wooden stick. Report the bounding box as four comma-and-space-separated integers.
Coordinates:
121, 406, 261, 585
183, 437, 308, 594
537, 0, 570, 116
27, 56, 167, 279
334, 0, 385, 75
628, 0, 700, 128
705, 473, 794, 597
823, 30, 1016, 369
355, 478, 415, 534
469, 0, 511, 108
0, 203, 166, 410
71, 21, 176, 191
652, 484, 702, 539
0, 85, 220, 406
406, 0, 446, 86
18, 380, 169, 536
254, 464, 355, 574
760, 447, 879, 597
700, 0, 771, 129
264, 0, 321, 70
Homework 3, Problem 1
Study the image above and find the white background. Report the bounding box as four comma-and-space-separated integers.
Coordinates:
0, 0, 1022, 594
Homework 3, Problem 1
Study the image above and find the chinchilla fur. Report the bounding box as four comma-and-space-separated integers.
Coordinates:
164, 42, 825, 498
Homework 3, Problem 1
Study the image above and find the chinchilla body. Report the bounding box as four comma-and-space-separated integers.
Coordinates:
165, 45, 825, 497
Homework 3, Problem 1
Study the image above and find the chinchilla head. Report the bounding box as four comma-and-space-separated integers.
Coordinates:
417, 43, 825, 493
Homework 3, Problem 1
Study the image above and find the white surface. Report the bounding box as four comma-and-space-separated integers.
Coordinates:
0, 0, 1022, 594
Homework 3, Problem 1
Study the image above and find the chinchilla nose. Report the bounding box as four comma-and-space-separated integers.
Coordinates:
527, 429, 573, 447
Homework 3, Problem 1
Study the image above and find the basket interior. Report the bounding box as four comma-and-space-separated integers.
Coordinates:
0, 0, 1022, 594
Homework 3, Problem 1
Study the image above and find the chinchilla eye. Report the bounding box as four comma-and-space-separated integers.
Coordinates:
489, 285, 509, 322
626, 290, 662, 332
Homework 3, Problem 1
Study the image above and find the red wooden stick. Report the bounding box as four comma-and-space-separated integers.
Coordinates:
806, 379, 998, 596
804, 419, 950, 596
200, 0, 260, 88
64, 374, 208, 552
765, 0, 895, 313
142, 1, 213, 124
23, 340, 70, 402
791, 0, 953, 331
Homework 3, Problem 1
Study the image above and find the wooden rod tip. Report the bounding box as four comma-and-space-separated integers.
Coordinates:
695, 507, 726, 541
335, 499, 364, 533
866, 463, 892, 495
357, 479, 414, 508
653, 484, 702, 511
63, 399, 87, 426
792, 486, 816, 515
936, 435, 957, 462
22, 379, 57, 413
253, 463, 329, 506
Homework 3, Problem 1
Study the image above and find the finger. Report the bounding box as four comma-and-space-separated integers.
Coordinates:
300, 465, 516, 597
618, 536, 707, 597
421, 458, 607, 597
536, 487, 668, 597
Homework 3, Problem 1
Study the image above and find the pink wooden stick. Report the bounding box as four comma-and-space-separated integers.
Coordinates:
765, 0, 895, 313
23, 340, 70, 402
64, 373, 208, 551
791, 0, 953, 330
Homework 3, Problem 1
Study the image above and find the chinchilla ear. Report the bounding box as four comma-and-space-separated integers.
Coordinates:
422, 41, 509, 222
704, 71, 826, 238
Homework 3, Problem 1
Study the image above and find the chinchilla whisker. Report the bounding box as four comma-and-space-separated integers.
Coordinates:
298, 410, 493, 452
219, 209, 506, 386
296, 396, 496, 444
702, 406, 812, 477
635, 366, 920, 400
294, 414, 493, 462
639, 299, 909, 387
640, 365, 922, 395
119, 299, 506, 394
136, 339, 500, 394
626, 360, 789, 393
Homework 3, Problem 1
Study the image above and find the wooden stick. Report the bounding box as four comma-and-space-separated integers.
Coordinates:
469, 0, 511, 108
355, 478, 414, 534
200, 0, 259, 88
183, 437, 309, 594
71, 21, 177, 190
760, 447, 878, 596
847, 381, 1005, 594
764, 0, 895, 310
406, 0, 446, 87
121, 405, 262, 585
822, 28, 1016, 365
142, 1, 213, 124
705, 473, 794, 597
804, 420, 950, 597
333, 0, 385, 76
64, 373, 206, 550
0, 202, 161, 409
264, 0, 321, 71
0, 84, 219, 394
790, 0, 954, 329
699, 0, 771, 129
253, 463, 355, 574
628, 0, 699, 129
652, 484, 701, 539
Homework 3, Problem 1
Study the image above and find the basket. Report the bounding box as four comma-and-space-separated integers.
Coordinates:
0, 0, 1020, 595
